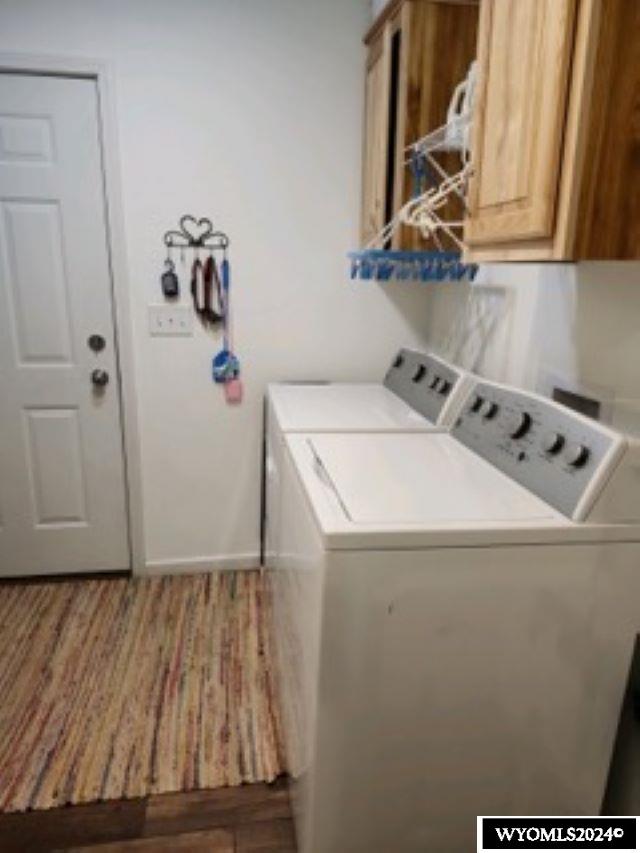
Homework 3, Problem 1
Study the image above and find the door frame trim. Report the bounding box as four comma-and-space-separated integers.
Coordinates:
0, 52, 145, 572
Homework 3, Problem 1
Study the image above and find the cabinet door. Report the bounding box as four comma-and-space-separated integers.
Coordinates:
465, 0, 577, 246
361, 31, 391, 246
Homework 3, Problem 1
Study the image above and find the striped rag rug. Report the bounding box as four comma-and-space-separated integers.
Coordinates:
0, 570, 285, 813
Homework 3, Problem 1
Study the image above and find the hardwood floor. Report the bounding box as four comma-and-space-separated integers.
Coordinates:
0, 778, 295, 852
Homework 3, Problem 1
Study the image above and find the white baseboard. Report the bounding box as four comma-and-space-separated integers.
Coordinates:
138, 554, 261, 577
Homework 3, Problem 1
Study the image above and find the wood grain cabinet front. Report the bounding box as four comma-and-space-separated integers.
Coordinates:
464, 0, 640, 261
361, 0, 479, 250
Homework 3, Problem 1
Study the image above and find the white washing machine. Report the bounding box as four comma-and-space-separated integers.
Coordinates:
262, 349, 473, 566
271, 378, 640, 852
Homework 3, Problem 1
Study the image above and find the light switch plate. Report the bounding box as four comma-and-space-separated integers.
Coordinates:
148, 304, 193, 336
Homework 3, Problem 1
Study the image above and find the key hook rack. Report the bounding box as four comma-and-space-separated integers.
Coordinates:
163, 215, 230, 253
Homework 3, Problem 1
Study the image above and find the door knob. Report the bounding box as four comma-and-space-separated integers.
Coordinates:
91, 368, 109, 388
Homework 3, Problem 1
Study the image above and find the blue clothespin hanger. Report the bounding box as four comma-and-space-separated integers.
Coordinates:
348, 249, 478, 284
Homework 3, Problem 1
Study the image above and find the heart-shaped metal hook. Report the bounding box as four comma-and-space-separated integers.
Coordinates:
179, 215, 214, 247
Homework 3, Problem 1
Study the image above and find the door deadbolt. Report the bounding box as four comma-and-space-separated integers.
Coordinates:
88, 334, 106, 353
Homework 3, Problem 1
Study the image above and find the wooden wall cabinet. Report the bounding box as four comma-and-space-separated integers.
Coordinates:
361, 0, 479, 250
465, 0, 640, 261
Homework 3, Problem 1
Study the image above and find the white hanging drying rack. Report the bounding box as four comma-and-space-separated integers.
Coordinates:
350, 61, 479, 283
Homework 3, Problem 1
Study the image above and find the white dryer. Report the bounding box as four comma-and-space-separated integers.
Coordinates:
262, 349, 473, 566
271, 379, 640, 853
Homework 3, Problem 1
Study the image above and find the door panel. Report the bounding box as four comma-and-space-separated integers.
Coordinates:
4, 200, 74, 363
0, 73, 129, 576
0, 114, 54, 163
465, 0, 577, 245
24, 407, 87, 526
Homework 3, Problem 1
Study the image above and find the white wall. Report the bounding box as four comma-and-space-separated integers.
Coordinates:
0, 0, 434, 570
421, 263, 640, 436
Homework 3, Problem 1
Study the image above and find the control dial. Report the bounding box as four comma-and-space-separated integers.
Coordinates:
542, 432, 565, 455
481, 400, 499, 420
564, 443, 590, 469
429, 376, 441, 390
412, 364, 427, 383
438, 379, 452, 396
507, 411, 532, 440
469, 395, 483, 414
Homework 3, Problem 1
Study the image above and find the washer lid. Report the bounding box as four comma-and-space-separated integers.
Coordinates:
307, 432, 559, 526
268, 383, 432, 432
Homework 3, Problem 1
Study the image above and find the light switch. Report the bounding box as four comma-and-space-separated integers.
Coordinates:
148, 304, 193, 336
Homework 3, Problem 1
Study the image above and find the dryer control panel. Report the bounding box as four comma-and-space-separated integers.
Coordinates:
452, 382, 625, 520
384, 349, 467, 426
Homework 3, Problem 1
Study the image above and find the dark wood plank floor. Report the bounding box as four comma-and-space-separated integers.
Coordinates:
0, 778, 295, 852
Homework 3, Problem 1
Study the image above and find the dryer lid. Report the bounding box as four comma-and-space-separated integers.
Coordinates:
308, 432, 559, 526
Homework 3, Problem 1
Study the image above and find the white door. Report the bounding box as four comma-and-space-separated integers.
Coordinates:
0, 73, 129, 577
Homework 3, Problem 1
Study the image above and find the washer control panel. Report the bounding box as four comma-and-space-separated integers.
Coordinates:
384, 349, 463, 425
452, 382, 623, 519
